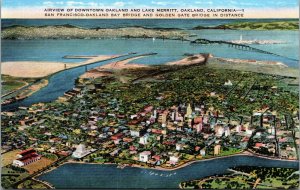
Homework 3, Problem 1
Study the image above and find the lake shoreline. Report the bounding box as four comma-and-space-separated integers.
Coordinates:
36, 153, 299, 189
63, 150, 299, 171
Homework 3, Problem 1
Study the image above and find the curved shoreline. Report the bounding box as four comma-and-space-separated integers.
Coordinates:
30, 178, 54, 189
42, 151, 298, 173
155, 151, 298, 171
1, 53, 132, 111
36, 152, 299, 189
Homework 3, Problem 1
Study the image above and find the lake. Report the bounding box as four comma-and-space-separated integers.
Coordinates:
37, 155, 299, 189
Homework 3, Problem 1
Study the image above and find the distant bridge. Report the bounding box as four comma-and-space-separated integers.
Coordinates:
191, 38, 299, 62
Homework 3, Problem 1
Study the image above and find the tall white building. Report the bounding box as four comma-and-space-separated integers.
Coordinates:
235, 125, 242, 133
139, 135, 149, 145
224, 127, 230, 137
200, 148, 206, 156
130, 130, 141, 137
139, 151, 151, 162
224, 80, 233, 86
215, 125, 224, 137
152, 109, 157, 119
72, 144, 90, 159
186, 104, 192, 118
169, 155, 179, 164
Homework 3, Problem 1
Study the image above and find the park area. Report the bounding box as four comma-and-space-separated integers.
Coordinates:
2, 149, 21, 167
180, 166, 299, 189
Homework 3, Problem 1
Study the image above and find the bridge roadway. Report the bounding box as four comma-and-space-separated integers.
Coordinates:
191, 38, 299, 62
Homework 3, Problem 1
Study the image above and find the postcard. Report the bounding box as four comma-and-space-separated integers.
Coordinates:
1, 0, 299, 189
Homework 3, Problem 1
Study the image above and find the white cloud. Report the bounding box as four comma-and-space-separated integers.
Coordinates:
87, 2, 98, 6
66, 1, 84, 6
87, 2, 105, 7
43, 1, 66, 6
113, 2, 125, 7
43, 1, 54, 6
151, 1, 167, 6
56, 1, 64, 5
151, 1, 180, 6
195, 1, 213, 5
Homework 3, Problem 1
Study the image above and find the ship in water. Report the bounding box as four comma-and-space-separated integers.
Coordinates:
230, 35, 285, 45
1, 96, 27, 106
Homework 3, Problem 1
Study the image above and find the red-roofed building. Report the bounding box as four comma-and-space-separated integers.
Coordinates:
117, 114, 125, 119
18, 148, 35, 157
255, 143, 264, 148
123, 137, 134, 143
129, 146, 137, 151
57, 151, 71, 157
194, 117, 203, 124
128, 120, 140, 125
13, 149, 41, 167
152, 129, 163, 134
144, 106, 153, 112
163, 140, 176, 146
111, 133, 123, 140
152, 155, 161, 161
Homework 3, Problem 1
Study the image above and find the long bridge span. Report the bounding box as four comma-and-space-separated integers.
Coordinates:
191, 38, 299, 62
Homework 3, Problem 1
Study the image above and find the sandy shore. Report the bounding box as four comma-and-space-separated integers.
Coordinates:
81, 54, 208, 79
80, 55, 150, 78
166, 54, 207, 65
1, 61, 67, 78
1, 55, 120, 78
80, 70, 113, 79
20, 79, 49, 98
216, 57, 288, 68
101, 55, 149, 69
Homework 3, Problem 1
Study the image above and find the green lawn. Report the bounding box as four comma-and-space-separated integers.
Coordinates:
180, 167, 299, 189
18, 179, 49, 189
2, 80, 26, 93
219, 148, 242, 156
1, 75, 35, 95
1, 166, 30, 189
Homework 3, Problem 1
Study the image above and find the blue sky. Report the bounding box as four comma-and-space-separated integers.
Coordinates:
3, 0, 299, 8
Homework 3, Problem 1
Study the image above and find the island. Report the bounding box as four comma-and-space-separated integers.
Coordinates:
193, 20, 299, 30
2, 25, 188, 40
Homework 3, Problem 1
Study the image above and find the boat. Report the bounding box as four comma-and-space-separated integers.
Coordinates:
1, 96, 27, 106
117, 164, 126, 169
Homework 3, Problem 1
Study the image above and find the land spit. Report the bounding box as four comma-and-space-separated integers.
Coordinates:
1, 55, 121, 78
